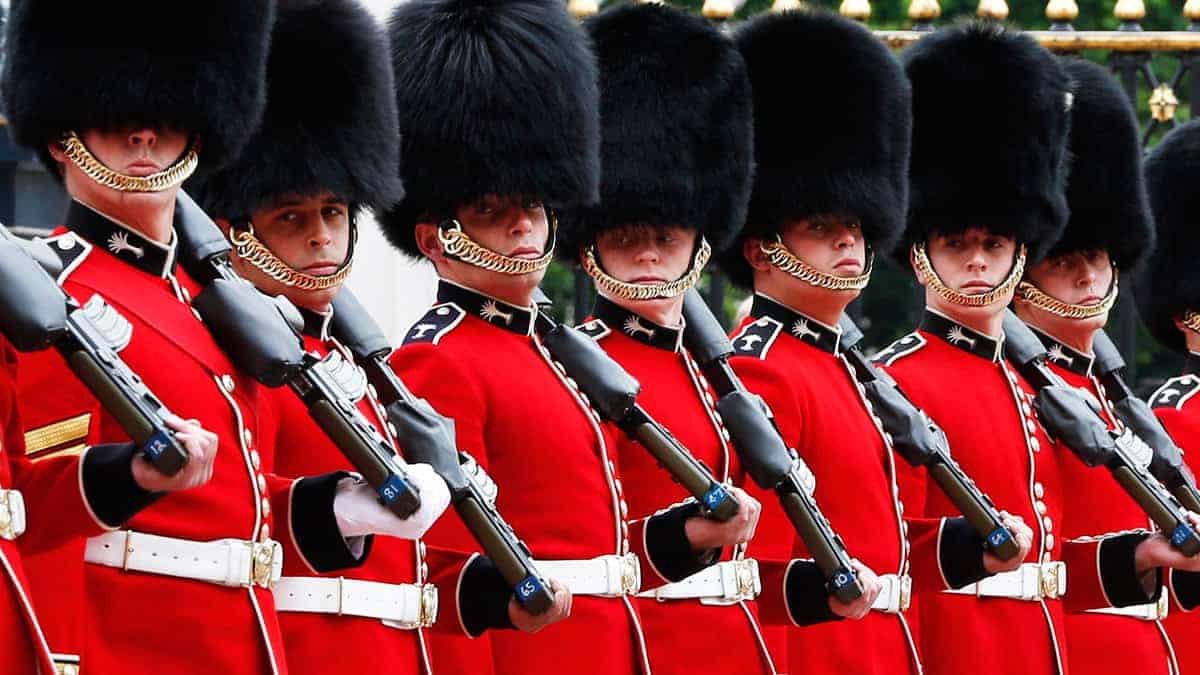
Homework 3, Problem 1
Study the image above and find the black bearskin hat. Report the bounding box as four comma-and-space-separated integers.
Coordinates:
557, 2, 753, 259
718, 9, 910, 290
188, 0, 403, 220
381, 0, 600, 259
901, 22, 1072, 264
1, 0, 273, 177
1047, 58, 1153, 271
1139, 120, 1200, 353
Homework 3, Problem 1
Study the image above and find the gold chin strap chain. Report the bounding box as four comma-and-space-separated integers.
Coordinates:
760, 235, 874, 292
911, 241, 1027, 308
582, 237, 712, 301
229, 221, 355, 291
1183, 310, 1200, 334
60, 131, 199, 193
1015, 268, 1119, 320
437, 218, 556, 276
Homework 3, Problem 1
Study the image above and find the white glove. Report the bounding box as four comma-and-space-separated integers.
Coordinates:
333, 464, 452, 540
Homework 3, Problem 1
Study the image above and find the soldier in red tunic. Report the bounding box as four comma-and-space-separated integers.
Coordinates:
1012, 58, 1178, 675
555, 5, 829, 673
715, 12, 1034, 675
2, 2, 448, 673
383, 1, 751, 673
186, 2, 501, 674
879, 23, 1200, 675
1139, 118, 1200, 673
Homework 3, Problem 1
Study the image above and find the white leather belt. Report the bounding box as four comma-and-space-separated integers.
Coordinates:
1086, 594, 1169, 622
871, 574, 912, 614
0, 489, 26, 541
85, 530, 283, 589
533, 554, 640, 597
944, 562, 1067, 601
273, 576, 438, 629
636, 559, 761, 605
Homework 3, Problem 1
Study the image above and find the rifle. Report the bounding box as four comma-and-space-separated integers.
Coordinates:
1089, 331, 1200, 513
830, 311, 1020, 560
531, 302, 740, 523
329, 289, 555, 613
172, 191, 421, 519
0, 226, 188, 474
680, 291, 865, 601
1003, 311, 1200, 555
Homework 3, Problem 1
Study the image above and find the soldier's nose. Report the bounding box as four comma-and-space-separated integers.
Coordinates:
128, 128, 158, 148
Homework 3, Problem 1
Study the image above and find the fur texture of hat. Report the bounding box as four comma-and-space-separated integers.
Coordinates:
718, 9, 910, 289
901, 21, 1072, 264
1047, 58, 1153, 271
188, 0, 403, 220
1139, 120, 1200, 353
557, 2, 753, 261
1, 0, 274, 176
381, 0, 600, 259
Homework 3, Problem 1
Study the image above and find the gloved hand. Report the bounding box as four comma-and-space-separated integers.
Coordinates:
334, 464, 452, 540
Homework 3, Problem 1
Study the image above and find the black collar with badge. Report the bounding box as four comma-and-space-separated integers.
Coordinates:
436, 279, 536, 337
921, 309, 1003, 363
1029, 326, 1095, 377
65, 200, 177, 279
592, 296, 682, 352
751, 294, 843, 355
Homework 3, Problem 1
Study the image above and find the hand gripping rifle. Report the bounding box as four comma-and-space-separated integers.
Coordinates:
329, 289, 555, 614
1003, 310, 1200, 555
679, 291, 864, 601
1090, 331, 1200, 514
530, 300, 740, 523
171, 191, 421, 519
829, 311, 1020, 561
0, 226, 188, 475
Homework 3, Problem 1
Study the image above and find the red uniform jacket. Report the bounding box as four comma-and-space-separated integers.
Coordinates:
577, 297, 775, 675
14, 203, 365, 675
728, 295, 981, 675
879, 309, 1159, 675
1034, 329, 1177, 675
391, 280, 714, 675
1149, 355, 1200, 674
268, 308, 476, 675
0, 341, 57, 675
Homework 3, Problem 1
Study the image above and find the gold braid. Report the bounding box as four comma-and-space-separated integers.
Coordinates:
60, 132, 198, 193
760, 235, 873, 291
438, 218, 556, 275
1183, 310, 1200, 334
229, 221, 355, 291
582, 237, 711, 301
911, 242, 1027, 307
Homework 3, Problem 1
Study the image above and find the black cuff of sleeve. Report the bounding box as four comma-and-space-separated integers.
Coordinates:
938, 516, 991, 589
82, 442, 163, 527
293, 471, 374, 573
646, 501, 721, 582
785, 560, 842, 626
460, 555, 516, 636
1101, 531, 1160, 607
1172, 570, 1200, 610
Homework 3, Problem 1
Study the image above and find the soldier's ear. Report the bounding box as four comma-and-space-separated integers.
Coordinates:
743, 238, 771, 272
46, 141, 67, 164
414, 222, 448, 264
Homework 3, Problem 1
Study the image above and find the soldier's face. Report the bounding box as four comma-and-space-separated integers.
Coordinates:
920, 227, 1019, 320
1019, 249, 1113, 337
416, 194, 551, 306
779, 216, 866, 278
229, 192, 352, 313
593, 224, 697, 323
49, 125, 190, 238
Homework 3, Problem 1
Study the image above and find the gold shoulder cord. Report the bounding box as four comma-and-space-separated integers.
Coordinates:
1015, 269, 1118, 320
60, 131, 198, 193
582, 237, 712, 301
438, 218, 556, 276
1183, 310, 1200, 334
228, 221, 356, 291
760, 235, 873, 291
911, 241, 1027, 307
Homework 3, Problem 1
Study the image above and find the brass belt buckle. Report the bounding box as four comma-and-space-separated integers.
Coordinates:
1040, 562, 1064, 600
0, 490, 12, 541
251, 540, 281, 589
734, 559, 761, 601
899, 575, 913, 612
1156, 593, 1170, 620
419, 583, 439, 628
620, 553, 641, 596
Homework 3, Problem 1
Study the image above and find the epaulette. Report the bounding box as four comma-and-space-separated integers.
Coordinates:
872, 332, 927, 367
402, 303, 466, 345
1149, 374, 1200, 411
38, 231, 93, 284
575, 318, 611, 341
729, 315, 784, 359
